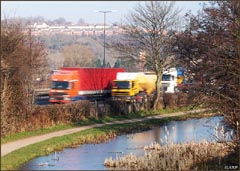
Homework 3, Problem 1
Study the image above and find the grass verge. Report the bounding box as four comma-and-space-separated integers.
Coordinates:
1, 111, 217, 170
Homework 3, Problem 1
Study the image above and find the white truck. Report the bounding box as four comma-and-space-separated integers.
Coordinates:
161, 67, 184, 93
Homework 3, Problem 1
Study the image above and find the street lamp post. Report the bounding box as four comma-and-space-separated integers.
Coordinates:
98, 10, 112, 68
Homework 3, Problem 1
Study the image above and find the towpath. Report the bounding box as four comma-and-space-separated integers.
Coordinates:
1, 109, 208, 156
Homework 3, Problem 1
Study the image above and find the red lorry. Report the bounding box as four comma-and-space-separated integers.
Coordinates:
49, 67, 124, 103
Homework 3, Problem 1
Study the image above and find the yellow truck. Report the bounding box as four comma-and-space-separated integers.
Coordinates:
111, 72, 157, 102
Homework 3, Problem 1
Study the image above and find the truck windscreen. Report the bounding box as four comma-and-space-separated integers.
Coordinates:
114, 81, 130, 89
51, 81, 69, 90
162, 74, 171, 81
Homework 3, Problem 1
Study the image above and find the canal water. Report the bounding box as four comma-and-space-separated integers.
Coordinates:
18, 116, 227, 170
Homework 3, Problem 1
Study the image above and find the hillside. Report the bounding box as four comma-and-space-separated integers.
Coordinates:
37, 33, 121, 70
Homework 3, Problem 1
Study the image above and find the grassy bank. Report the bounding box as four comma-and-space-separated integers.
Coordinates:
1, 106, 202, 144
1, 111, 215, 170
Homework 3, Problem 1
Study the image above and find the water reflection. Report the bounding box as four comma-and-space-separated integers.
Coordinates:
18, 116, 225, 170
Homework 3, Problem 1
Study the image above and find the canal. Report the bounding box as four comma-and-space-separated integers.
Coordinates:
18, 116, 227, 170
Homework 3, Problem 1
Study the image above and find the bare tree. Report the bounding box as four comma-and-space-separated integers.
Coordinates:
48, 51, 64, 70
174, 0, 240, 159
110, 1, 181, 110
62, 44, 95, 67
77, 18, 86, 25
1, 19, 47, 135
53, 17, 67, 25
24, 28, 48, 102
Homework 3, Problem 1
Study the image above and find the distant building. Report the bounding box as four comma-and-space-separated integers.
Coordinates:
26, 22, 123, 36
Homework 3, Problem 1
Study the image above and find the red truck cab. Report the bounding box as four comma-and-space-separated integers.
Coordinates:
49, 70, 80, 103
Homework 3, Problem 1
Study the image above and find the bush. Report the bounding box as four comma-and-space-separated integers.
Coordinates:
162, 93, 195, 109
2, 101, 91, 136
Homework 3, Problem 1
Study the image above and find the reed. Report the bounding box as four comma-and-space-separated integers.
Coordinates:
104, 124, 234, 170
104, 141, 232, 170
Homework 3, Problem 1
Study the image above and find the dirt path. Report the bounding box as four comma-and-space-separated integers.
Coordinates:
1, 109, 208, 157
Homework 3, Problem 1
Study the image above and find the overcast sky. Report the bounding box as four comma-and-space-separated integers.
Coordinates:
2, 1, 205, 24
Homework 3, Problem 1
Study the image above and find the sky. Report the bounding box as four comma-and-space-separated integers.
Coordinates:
1, 1, 205, 25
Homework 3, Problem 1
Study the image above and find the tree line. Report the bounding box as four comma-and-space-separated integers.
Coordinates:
6, 16, 91, 26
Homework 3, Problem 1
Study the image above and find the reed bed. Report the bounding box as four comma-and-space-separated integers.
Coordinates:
104, 141, 231, 170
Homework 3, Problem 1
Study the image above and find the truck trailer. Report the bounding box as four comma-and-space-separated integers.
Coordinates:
49, 67, 124, 103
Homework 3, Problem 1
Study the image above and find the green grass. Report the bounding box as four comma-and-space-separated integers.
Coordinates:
1, 111, 216, 170
1, 124, 73, 144
1, 106, 202, 144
